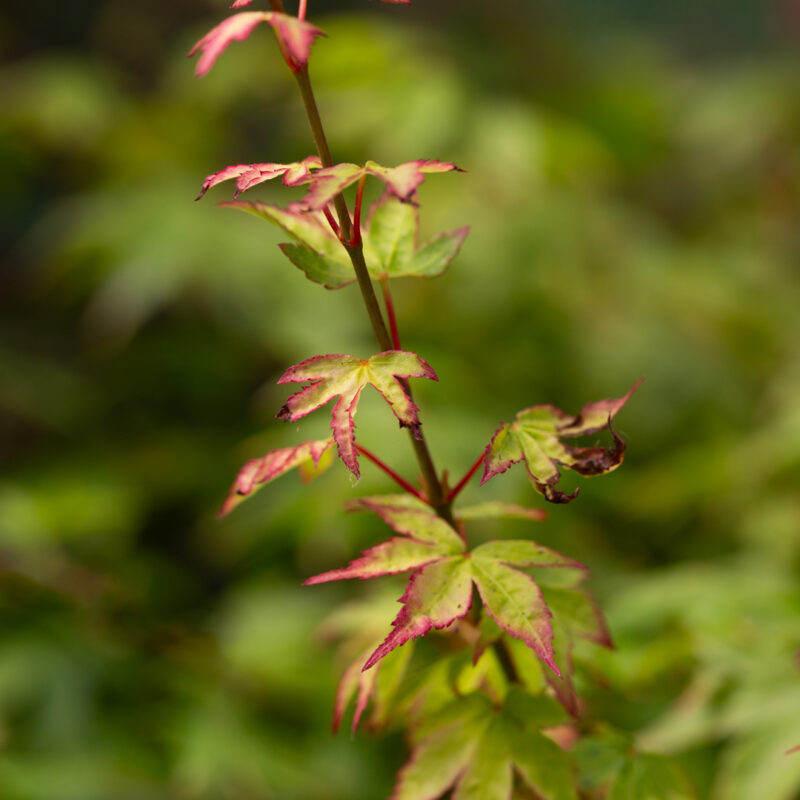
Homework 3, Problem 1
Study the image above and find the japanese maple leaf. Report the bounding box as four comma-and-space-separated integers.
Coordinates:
218, 438, 333, 517
304, 495, 585, 674
224, 193, 469, 290
482, 378, 643, 503
195, 155, 321, 201
276, 351, 437, 478
189, 12, 324, 77
299, 159, 463, 210
392, 691, 577, 800
319, 588, 416, 734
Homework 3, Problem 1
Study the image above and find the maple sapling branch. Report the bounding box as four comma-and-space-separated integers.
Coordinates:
354, 444, 427, 502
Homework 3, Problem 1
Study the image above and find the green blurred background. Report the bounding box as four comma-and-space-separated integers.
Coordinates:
2, 0, 800, 797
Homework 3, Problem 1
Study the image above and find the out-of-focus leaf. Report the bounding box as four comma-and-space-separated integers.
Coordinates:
189, 12, 324, 76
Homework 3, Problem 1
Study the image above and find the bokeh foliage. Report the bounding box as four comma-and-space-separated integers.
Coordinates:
1, 1, 800, 797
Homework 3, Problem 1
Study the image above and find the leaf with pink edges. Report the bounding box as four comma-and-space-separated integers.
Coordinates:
219, 438, 333, 517
333, 640, 414, 734
470, 542, 581, 678
305, 498, 465, 585
364, 556, 474, 671
481, 378, 643, 504
196, 155, 321, 201
276, 352, 438, 478
304, 495, 578, 674
189, 12, 324, 77
318, 588, 415, 734
299, 159, 462, 210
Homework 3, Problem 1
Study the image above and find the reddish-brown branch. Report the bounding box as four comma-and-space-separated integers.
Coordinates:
446, 451, 485, 502
355, 444, 428, 503
297, 0, 307, 21
380, 277, 402, 350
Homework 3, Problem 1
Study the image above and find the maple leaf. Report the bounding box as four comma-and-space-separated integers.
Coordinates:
224, 193, 469, 290
219, 438, 333, 517
195, 155, 321, 201
299, 159, 463, 210
189, 12, 324, 77
304, 495, 584, 674
482, 378, 643, 503
392, 691, 577, 800
276, 352, 437, 478
318, 587, 416, 734
457, 501, 547, 522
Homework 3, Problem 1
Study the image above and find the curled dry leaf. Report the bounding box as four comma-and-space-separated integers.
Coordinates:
276, 352, 438, 478
482, 378, 643, 503
189, 12, 324, 77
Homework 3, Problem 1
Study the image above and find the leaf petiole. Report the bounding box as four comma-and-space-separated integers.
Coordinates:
355, 444, 428, 503
446, 451, 486, 502
380, 277, 402, 349
322, 204, 340, 238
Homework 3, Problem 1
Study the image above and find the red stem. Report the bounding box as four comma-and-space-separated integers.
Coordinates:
446, 451, 485, 502
298, 0, 307, 20
380, 277, 402, 349
346, 175, 367, 247
355, 444, 428, 503
322, 205, 340, 238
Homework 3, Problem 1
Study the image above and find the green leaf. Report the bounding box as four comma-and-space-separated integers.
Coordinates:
509, 724, 578, 800
482, 379, 642, 503
392, 696, 490, 800
452, 716, 513, 800
472, 539, 586, 570
349, 496, 465, 551
276, 351, 437, 478
471, 553, 559, 676
608, 754, 695, 800
305, 495, 578, 676
393, 694, 579, 800
458, 501, 547, 522
503, 686, 569, 730
223, 195, 467, 290
542, 586, 613, 647
364, 194, 469, 280
364, 556, 473, 671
